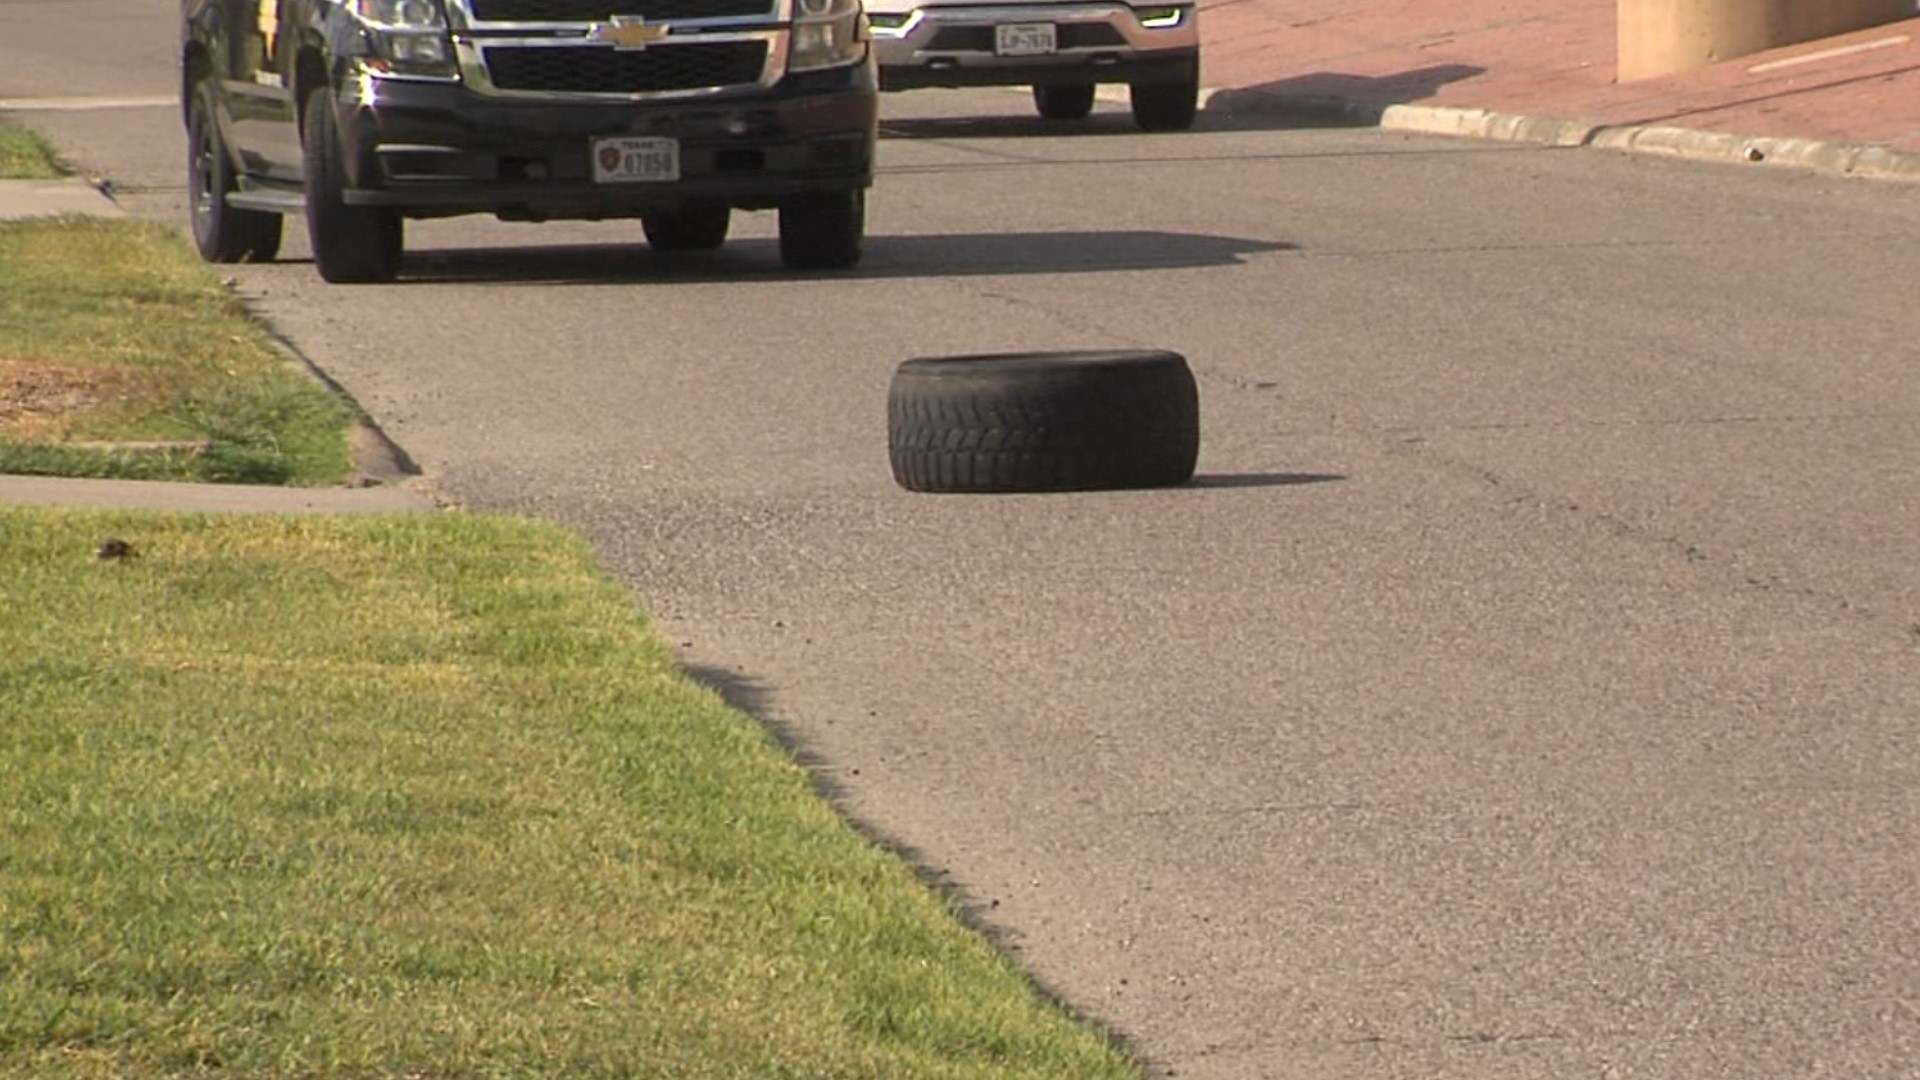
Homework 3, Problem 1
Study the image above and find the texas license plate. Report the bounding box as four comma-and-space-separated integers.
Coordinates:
591, 136, 681, 183
995, 22, 1057, 56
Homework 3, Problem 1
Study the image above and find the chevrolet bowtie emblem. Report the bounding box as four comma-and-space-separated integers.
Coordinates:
589, 15, 670, 50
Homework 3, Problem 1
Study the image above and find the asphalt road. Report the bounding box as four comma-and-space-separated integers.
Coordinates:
8, 4, 1920, 1078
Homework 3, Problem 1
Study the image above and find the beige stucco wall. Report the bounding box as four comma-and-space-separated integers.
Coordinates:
1619, 0, 1913, 81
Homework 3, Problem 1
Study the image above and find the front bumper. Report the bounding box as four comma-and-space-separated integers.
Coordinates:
869, 2, 1198, 90
330, 65, 877, 220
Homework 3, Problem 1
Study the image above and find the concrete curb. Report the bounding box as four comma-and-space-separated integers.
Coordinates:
1202, 86, 1920, 183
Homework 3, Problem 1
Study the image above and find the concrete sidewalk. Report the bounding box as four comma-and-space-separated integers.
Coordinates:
1198, 0, 1920, 180
0, 176, 125, 220
0, 473, 435, 514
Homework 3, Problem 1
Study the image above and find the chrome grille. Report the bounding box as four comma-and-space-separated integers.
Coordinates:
470, 0, 775, 20
481, 41, 770, 93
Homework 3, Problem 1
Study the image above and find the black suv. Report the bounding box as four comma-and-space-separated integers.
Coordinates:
181, 0, 878, 282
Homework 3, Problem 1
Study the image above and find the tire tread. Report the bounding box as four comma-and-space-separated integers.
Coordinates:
303, 90, 403, 284
887, 351, 1199, 493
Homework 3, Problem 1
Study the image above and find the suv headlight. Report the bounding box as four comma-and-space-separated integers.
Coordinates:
353, 0, 457, 79
789, 0, 868, 72
1134, 5, 1190, 29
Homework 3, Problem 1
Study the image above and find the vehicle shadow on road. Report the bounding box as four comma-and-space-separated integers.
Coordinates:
1186, 472, 1345, 489
877, 107, 1334, 138
1205, 62, 1488, 123
394, 230, 1295, 284
877, 63, 1484, 137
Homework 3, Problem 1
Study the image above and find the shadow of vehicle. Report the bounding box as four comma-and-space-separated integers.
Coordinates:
878, 106, 1292, 138
388, 229, 1296, 285
876, 63, 1486, 136
1202, 63, 1487, 126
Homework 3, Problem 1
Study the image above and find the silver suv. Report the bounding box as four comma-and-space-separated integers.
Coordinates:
866, 0, 1200, 130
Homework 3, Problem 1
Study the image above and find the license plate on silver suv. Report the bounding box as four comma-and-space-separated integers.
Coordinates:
994, 22, 1057, 56
592, 136, 681, 183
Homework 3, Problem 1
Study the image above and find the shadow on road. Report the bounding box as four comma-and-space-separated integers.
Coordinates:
876, 62, 1484, 138
390, 229, 1295, 284
1215, 62, 1488, 118
683, 662, 785, 740
681, 659, 1058, 989
684, 660, 855, 815
1186, 472, 1345, 489
878, 104, 1349, 139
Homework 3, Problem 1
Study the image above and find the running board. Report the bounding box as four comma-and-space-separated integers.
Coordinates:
226, 189, 306, 213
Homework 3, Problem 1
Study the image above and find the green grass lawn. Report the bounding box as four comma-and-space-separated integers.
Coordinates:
0, 216, 356, 485
0, 507, 1141, 1080
0, 125, 63, 179
1, 120, 356, 487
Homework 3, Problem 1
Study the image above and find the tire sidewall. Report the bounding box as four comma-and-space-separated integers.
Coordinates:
187, 84, 231, 259
302, 88, 401, 283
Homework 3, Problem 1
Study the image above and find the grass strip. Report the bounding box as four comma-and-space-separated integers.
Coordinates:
0, 216, 354, 485
0, 507, 1139, 1080
0, 125, 63, 179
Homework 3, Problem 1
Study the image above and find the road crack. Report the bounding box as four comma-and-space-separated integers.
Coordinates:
1387, 434, 1916, 645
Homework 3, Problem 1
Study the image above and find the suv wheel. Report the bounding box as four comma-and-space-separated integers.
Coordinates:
1032, 82, 1096, 121
187, 82, 282, 263
778, 190, 864, 270
642, 202, 731, 251
1130, 62, 1200, 132
301, 89, 403, 284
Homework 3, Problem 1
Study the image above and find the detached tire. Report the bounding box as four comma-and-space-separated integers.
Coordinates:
302, 89, 403, 284
888, 349, 1199, 494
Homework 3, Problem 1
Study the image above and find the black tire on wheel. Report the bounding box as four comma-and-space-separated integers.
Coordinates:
643, 202, 731, 251
887, 349, 1200, 494
187, 82, 282, 263
778, 189, 864, 270
1130, 62, 1199, 132
1032, 82, 1096, 121
301, 88, 402, 284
